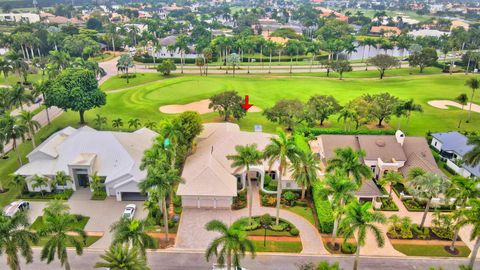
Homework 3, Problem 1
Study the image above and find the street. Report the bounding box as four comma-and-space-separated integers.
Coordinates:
1, 249, 477, 270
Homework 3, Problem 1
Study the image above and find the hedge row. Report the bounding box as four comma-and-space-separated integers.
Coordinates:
312, 182, 334, 233
297, 127, 396, 137
134, 55, 217, 64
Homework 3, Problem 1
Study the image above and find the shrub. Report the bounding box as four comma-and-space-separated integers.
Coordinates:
174, 207, 182, 215
173, 195, 182, 207
341, 242, 357, 254
290, 228, 299, 236
297, 126, 395, 137
295, 200, 308, 207
267, 181, 278, 191
263, 174, 272, 187
432, 227, 454, 240
411, 224, 430, 240
20, 189, 74, 200
312, 182, 334, 233
283, 191, 297, 206
244, 220, 260, 231
261, 193, 276, 207
270, 224, 285, 232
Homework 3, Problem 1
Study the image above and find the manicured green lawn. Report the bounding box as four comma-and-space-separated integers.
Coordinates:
251, 240, 302, 253
283, 206, 316, 226
284, 67, 443, 79
0, 72, 44, 86
89, 52, 115, 63
247, 228, 292, 237
31, 215, 90, 231
34, 235, 101, 247
101, 73, 179, 92
393, 244, 471, 257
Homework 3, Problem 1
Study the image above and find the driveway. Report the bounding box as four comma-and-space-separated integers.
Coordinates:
27, 188, 147, 249
175, 186, 328, 255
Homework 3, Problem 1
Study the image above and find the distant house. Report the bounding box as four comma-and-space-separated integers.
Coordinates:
15, 126, 158, 201
315, 7, 349, 22
41, 12, 84, 25
177, 123, 302, 209
370, 26, 401, 37
150, 35, 197, 59
310, 131, 444, 201
0, 13, 40, 23
431, 131, 479, 178
451, 20, 469, 31
409, 29, 449, 38
256, 18, 304, 35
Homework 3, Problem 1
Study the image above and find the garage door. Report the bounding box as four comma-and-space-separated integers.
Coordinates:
200, 198, 214, 208
121, 192, 147, 201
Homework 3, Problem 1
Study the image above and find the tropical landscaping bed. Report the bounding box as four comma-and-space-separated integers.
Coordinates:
392, 243, 470, 257
31, 214, 90, 231
19, 189, 74, 200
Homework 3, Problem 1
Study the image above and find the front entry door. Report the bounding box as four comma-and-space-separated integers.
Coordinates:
77, 174, 89, 187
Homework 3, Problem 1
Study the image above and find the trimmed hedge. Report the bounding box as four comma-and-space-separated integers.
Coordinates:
296, 127, 396, 137
134, 55, 215, 64
19, 189, 74, 200
312, 182, 334, 233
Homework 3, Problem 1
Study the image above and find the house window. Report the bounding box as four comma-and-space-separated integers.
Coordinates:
370, 165, 376, 173
434, 141, 437, 146
266, 171, 277, 180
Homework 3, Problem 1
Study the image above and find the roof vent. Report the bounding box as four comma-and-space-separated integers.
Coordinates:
375, 139, 386, 147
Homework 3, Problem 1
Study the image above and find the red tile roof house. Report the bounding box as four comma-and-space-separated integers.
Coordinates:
370, 26, 401, 37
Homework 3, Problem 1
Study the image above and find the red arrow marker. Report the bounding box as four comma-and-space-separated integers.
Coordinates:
241, 95, 253, 111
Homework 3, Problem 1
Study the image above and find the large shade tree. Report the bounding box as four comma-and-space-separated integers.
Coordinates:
45, 68, 106, 124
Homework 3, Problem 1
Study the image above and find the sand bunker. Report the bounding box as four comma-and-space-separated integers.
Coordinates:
159, 99, 262, 114
428, 100, 480, 113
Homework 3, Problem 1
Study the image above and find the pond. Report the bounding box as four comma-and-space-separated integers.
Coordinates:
345, 43, 410, 60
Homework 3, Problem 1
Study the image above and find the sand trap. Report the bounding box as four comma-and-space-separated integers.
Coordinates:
428, 100, 480, 113
159, 99, 262, 114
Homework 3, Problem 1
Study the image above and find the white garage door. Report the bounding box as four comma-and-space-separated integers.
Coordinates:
200, 198, 214, 208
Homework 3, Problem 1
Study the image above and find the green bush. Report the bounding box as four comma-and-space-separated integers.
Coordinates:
312, 182, 334, 233
297, 126, 395, 137
432, 227, 454, 240
173, 195, 182, 207
379, 197, 399, 211
174, 207, 182, 215
263, 174, 272, 187
91, 191, 107, 200
283, 191, 297, 206
19, 189, 74, 200
267, 181, 278, 191
270, 224, 286, 232
341, 242, 357, 254
295, 200, 308, 207
290, 228, 299, 236
412, 224, 430, 240
244, 220, 260, 231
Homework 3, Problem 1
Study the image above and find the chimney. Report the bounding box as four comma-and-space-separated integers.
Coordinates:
395, 130, 405, 146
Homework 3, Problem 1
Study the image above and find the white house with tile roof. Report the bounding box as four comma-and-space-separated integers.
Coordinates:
177, 123, 301, 209
15, 126, 158, 201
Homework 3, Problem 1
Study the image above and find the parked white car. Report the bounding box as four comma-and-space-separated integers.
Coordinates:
212, 264, 247, 270
3, 200, 30, 217
122, 204, 136, 219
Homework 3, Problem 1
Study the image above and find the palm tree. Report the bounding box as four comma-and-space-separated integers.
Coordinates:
0, 58, 13, 79
322, 173, 357, 249
465, 78, 479, 123
144, 121, 157, 130
18, 110, 40, 148
31, 175, 50, 197
144, 188, 161, 225
0, 212, 38, 270
379, 171, 403, 198
110, 217, 155, 256
128, 118, 141, 129
227, 144, 263, 225
94, 243, 150, 270
93, 114, 107, 129
52, 171, 72, 192
39, 213, 87, 270
117, 54, 134, 83
456, 93, 468, 128
48, 50, 70, 71
326, 147, 373, 186
464, 136, 480, 167
337, 108, 355, 132
90, 172, 105, 195
0, 114, 28, 165
8, 174, 27, 192
264, 130, 299, 225
341, 201, 386, 270
32, 80, 51, 125
401, 99, 423, 133
290, 145, 320, 200
409, 172, 451, 228
9, 84, 32, 110
112, 118, 123, 129
205, 219, 256, 270
456, 199, 480, 269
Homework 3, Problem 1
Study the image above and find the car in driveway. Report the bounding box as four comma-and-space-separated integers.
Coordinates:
122, 204, 136, 219
3, 200, 30, 217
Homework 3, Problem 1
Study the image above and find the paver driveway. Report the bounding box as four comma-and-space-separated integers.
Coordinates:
27, 188, 147, 249
175, 186, 328, 255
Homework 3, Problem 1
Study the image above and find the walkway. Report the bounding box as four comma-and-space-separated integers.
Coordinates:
175, 185, 328, 255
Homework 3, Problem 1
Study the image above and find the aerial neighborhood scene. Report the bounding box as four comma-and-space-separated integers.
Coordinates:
1, 0, 480, 269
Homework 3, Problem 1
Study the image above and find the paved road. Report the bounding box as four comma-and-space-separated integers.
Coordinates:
3, 249, 476, 270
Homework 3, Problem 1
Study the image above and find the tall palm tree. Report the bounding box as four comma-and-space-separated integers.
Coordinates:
39, 213, 87, 270
0, 212, 38, 270
401, 99, 423, 133
465, 78, 479, 123
456, 199, 480, 269
48, 50, 70, 71
326, 147, 373, 186
32, 80, 51, 125
205, 219, 256, 270
379, 171, 403, 198
116, 54, 134, 84
18, 110, 40, 148
139, 159, 180, 242
455, 93, 469, 128
0, 114, 28, 165
464, 136, 480, 167
52, 171, 72, 192
144, 188, 161, 225
409, 172, 451, 228
0, 58, 13, 79
94, 243, 150, 270
290, 146, 320, 200
264, 130, 299, 225
9, 85, 32, 111
322, 172, 358, 249
227, 144, 263, 225
110, 217, 155, 256
31, 175, 50, 197
341, 201, 386, 270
